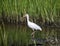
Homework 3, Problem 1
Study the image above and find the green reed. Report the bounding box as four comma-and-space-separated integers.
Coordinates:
1, 0, 60, 23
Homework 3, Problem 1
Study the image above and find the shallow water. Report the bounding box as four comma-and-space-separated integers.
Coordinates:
0, 24, 60, 46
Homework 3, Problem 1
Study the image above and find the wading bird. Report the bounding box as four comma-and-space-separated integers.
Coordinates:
23, 14, 42, 37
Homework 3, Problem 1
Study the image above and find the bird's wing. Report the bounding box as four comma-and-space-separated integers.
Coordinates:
28, 21, 42, 30
28, 21, 35, 29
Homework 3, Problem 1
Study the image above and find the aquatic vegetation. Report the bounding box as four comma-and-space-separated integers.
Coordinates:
0, 24, 59, 46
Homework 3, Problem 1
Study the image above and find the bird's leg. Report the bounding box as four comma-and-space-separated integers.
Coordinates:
32, 31, 36, 38
31, 31, 35, 36
31, 30, 36, 46
31, 29, 36, 38
31, 29, 34, 36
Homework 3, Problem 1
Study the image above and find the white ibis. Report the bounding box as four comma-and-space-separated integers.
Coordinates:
23, 14, 42, 36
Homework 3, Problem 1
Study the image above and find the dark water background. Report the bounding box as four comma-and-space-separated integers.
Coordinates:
0, 24, 60, 46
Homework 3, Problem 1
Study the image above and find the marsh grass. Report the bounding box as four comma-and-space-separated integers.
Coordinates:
0, 0, 60, 23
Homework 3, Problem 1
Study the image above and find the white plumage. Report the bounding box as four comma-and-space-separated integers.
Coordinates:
23, 14, 42, 35
28, 21, 42, 31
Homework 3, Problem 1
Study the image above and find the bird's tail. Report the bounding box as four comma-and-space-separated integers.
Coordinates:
40, 27, 42, 31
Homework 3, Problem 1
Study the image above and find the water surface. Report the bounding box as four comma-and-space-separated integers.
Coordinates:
0, 24, 60, 46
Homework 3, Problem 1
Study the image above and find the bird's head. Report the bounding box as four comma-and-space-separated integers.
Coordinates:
23, 14, 29, 18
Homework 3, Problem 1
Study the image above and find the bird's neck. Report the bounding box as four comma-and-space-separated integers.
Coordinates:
26, 16, 29, 24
